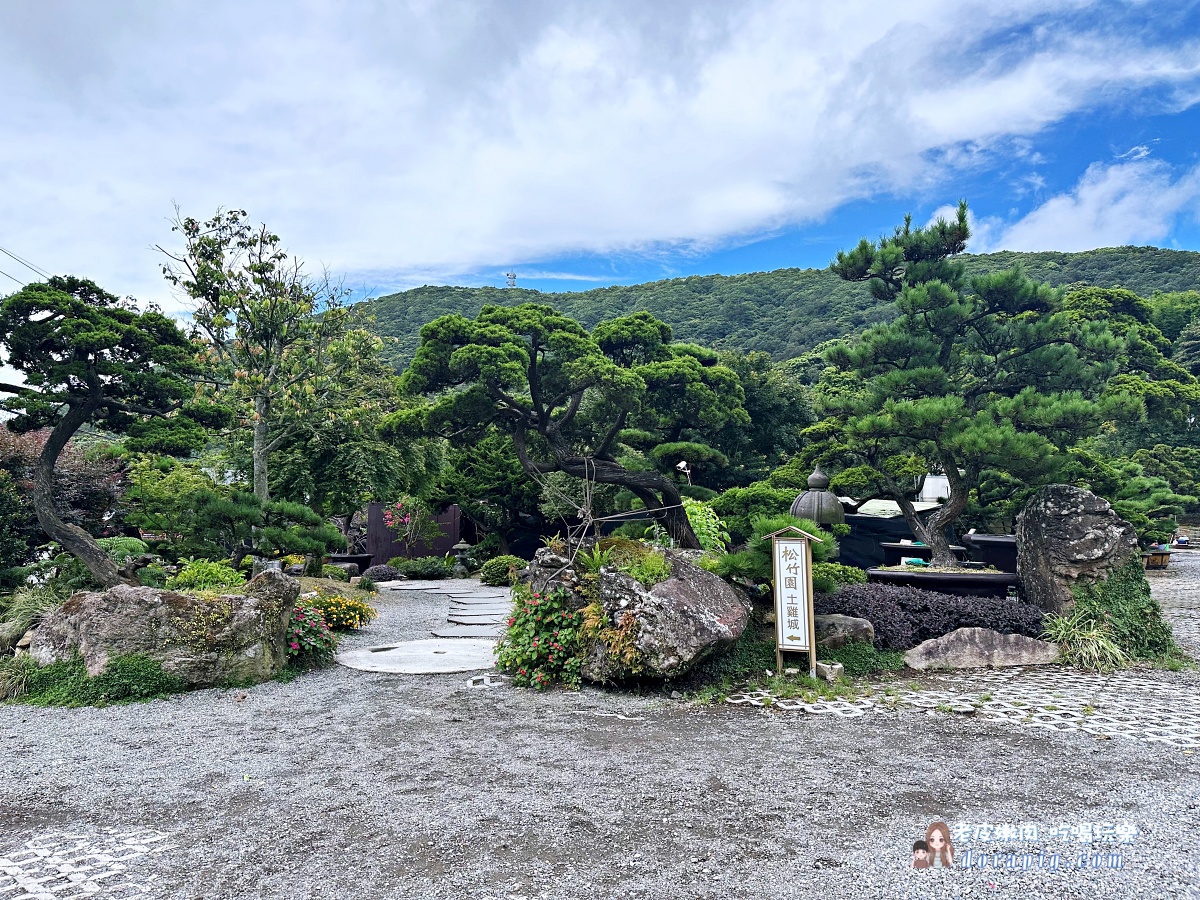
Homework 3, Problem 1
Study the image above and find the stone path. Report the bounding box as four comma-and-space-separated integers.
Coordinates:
0, 829, 173, 899
377, 579, 512, 639
727, 551, 1200, 749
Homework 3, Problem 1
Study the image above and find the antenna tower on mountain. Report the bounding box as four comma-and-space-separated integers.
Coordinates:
505, 271, 517, 288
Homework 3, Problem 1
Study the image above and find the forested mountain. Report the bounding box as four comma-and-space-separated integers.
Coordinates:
362, 246, 1200, 369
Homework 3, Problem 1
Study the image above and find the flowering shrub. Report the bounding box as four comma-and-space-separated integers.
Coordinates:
381, 495, 443, 554
495, 585, 583, 689
309, 591, 378, 631
287, 602, 337, 666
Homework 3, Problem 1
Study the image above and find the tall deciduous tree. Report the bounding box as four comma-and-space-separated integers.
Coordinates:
159, 209, 392, 504
396, 305, 748, 548
814, 203, 1136, 566
0, 277, 202, 586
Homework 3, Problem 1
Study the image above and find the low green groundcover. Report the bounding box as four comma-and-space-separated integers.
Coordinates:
5, 654, 187, 707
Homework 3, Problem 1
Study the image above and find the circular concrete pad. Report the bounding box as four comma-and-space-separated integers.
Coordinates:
337, 639, 497, 674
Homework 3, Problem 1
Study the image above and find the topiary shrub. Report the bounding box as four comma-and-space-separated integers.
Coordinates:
321, 564, 351, 582
166, 559, 245, 593
814, 583, 1045, 651
362, 564, 402, 582
480, 555, 525, 586
812, 561, 867, 594
390, 556, 455, 580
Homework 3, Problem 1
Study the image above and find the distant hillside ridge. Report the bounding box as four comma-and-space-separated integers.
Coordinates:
361, 246, 1200, 369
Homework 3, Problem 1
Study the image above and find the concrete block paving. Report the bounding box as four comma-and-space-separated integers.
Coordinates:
0, 829, 173, 900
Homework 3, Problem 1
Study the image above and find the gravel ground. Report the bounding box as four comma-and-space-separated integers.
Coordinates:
2, 578, 1199, 899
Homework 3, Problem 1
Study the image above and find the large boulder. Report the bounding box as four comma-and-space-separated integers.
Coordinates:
580, 553, 750, 682
904, 627, 1060, 670
1016, 485, 1139, 614
29, 570, 300, 687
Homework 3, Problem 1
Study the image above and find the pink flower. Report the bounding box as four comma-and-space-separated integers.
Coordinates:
290, 642, 299, 650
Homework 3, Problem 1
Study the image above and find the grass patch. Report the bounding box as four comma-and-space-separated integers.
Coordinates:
816, 640, 906, 678
5, 654, 187, 707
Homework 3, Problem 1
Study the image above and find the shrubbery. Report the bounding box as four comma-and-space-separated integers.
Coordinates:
309, 591, 378, 630
287, 603, 337, 666
817, 640, 905, 677
388, 556, 455, 580
495, 585, 583, 689
814, 582, 1044, 651
165, 559, 245, 593
1043, 560, 1178, 669
480, 555, 525, 586
320, 564, 351, 582
362, 564, 402, 582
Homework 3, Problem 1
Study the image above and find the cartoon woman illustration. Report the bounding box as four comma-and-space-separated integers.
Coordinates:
925, 822, 954, 868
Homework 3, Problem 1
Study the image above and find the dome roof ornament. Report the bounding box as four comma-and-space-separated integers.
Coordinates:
790, 465, 845, 526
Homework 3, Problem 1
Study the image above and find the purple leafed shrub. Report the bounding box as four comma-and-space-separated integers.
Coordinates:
814, 583, 1044, 651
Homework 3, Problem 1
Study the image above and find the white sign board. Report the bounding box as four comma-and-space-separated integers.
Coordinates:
772, 537, 814, 654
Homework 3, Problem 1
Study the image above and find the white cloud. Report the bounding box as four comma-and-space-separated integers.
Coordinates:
0, 0, 1198, 301
981, 159, 1200, 252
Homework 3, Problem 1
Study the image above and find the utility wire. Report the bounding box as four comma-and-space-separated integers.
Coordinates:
0, 267, 24, 286
0, 245, 50, 279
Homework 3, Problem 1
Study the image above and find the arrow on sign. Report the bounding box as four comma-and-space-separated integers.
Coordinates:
786, 635, 806, 642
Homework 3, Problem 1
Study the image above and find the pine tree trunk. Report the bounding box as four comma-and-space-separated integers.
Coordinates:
32, 403, 124, 588
252, 394, 271, 504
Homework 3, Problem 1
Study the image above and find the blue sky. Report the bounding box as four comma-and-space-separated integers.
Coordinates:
1, 0, 1199, 305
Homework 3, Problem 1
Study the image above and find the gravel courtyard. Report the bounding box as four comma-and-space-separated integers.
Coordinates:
3, 562, 1199, 900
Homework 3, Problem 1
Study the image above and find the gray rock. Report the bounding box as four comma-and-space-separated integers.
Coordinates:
29, 570, 301, 687
814, 613, 874, 649
285, 564, 306, 577
329, 562, 359, 577
522, 547, 583, 603
815, 661, 844, 682
1016, 484, 1139, 613
904, 627, 1060, 670
581, 553, 750, 682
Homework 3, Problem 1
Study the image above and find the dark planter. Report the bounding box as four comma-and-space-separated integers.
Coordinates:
866, 567, 1019, 598
961, 534, 1018, 573
879, 542, 967, 567
328, 553, 374, 575
1142, 550, 1171, 570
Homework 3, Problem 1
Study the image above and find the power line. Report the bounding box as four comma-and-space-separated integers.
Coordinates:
0, 267, 24, 286
0, 245, 50, 279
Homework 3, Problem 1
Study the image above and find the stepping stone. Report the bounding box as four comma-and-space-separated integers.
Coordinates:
432, 625, 505, 639
448, 615, 507, 626
337, 639, 496, 674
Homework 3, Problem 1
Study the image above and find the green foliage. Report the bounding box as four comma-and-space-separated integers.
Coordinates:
619, 550, 672, 588
709, 482, 797, 546
1069, 560, 1178, 660
812, 562, 867, 588
716, 515, 835, 586
389, 556, 455, 579
381, 495, 444, 554
576, 546, 615, 574
357, 576, 377, 593
11, 654, 187, 707
0, 583, 67, 652
308, 590, 378, 630
363, 248, 1200, 370
399, 302, 749, 548
495, 585, 584, 689
166, 559, 246, 593
287, 602, 338, 666
0, 471, 32, 588
479, 555, 526, 586
320, 564, 351, 582
813, 203, 1136, 563
682, 498, 730, 551
433, 429, 541, 547
1041, 610, 1127, 673
817, 640, 905, 677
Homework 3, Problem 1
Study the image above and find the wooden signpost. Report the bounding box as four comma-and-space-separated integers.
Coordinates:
767, 526, 821, 678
